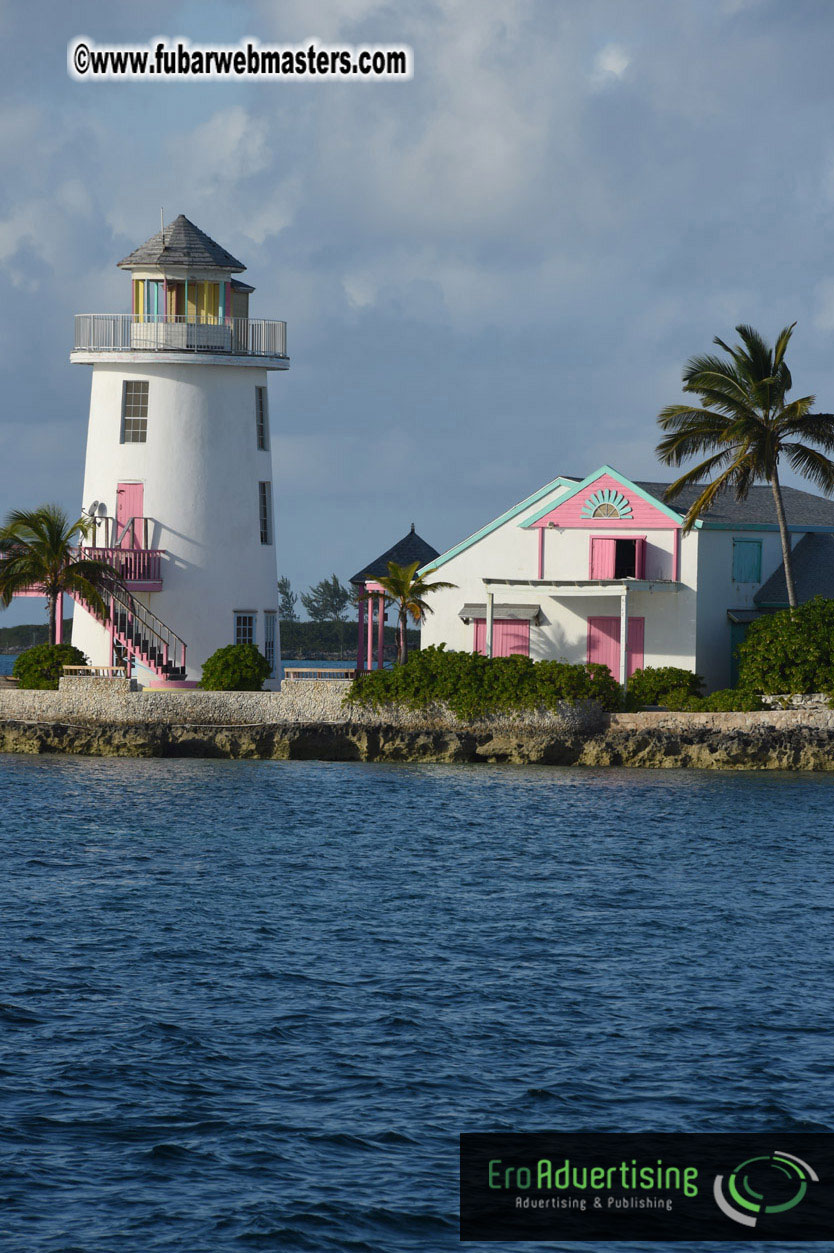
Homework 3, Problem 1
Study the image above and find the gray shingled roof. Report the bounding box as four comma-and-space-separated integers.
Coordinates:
754, 532, 834, 605
350, 525, 440, 585
635, 481, 834, 527
118, 214, 246, 273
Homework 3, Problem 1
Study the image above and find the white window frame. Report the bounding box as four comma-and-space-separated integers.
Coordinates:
234, 612, 256, 646
259, 481, 273, 545
121, 380, 149, 444
256, 386, 269, 451
263, 610, 277, 677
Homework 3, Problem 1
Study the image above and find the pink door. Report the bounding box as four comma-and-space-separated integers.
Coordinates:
116, 482, 144, 549
473, 619, 530, 657
587, 616, 645, 678
590, 538, 616, 578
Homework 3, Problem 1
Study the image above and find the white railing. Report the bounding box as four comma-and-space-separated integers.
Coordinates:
74, 314, 288, 359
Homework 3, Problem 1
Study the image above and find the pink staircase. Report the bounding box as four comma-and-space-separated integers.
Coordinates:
72, 584, 187, 682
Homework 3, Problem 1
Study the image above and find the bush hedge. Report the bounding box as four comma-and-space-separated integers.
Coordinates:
625, 666, 704, 710
347, 645, 622, 719
737, 598, 834, 694
662, 687, 764, 712
199, 643, 272, 691
12, 643, 88, 690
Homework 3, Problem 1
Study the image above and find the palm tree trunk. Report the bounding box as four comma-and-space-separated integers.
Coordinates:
769, 469, 797, 609
399, 607, 408, 665
48, 595, 57, 645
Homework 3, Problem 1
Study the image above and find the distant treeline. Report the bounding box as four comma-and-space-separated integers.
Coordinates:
0, 620, 73, 652
279, 620, 420, 660
0, 619, 419, 660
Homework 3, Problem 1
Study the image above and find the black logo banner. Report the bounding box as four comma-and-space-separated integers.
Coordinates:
460, 1132, 834, 1241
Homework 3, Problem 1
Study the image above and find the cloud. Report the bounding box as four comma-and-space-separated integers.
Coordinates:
591, 43, 630, 86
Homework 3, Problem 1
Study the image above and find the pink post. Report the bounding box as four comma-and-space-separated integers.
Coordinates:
377, 594, 385, 669
55, 593, 63, 644
225, 280, 232, 324
366, 592, 374, 671
356, 592, 365, 671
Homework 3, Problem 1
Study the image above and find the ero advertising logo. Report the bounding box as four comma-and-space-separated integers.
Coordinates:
713, 1149, 819, 1228
460, 1133, 834, 1242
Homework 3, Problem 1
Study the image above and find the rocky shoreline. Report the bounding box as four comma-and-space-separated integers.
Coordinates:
2, 678, 834, 768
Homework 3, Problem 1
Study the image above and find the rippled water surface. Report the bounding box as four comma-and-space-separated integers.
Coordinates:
2, 755, 833, 1252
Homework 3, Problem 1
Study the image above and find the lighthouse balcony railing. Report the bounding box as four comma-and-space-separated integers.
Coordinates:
82, 546, 165, 591
74, 314, 288, 359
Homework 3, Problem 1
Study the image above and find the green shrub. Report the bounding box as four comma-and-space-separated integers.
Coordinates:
12, 643, 88, 690
737, 597, 834, 694
199, 643, 271, 691
625, 666, 704, 710
346, 645, 622, 719
663, 687, 764, 712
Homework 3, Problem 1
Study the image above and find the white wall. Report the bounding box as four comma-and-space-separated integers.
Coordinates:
72, 359, 282, 683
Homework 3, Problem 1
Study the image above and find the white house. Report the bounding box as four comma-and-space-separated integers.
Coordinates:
419, 465, 834, 691
70, 216, 289, 687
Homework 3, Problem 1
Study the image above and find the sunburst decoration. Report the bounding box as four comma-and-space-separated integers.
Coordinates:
580, 488, 633, 519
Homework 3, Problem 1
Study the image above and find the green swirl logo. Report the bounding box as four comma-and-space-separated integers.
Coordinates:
713, 1151, 818, 1228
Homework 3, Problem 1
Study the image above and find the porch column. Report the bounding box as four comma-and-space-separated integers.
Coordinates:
356, 592, 365, 671
376, 594, 385, 669
619, 586, 629, 689
366, 593, 374, 671
55, 593, 63, 645
486, 591, 495, 659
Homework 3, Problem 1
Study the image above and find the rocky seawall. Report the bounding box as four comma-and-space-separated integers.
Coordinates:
3, 678, 834, 768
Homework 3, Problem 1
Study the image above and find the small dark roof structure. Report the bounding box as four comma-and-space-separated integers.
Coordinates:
350, 524, 440, 585
754, 533, 834, 606
635, 481, 834, 528
118, 214, 246, 273
231, 277, 255, 293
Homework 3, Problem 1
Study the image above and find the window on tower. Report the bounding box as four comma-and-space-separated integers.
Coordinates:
259, 482, 273, 545
121, 381, 149, 443
256, 387, 269, 450
234, 612, 256, 646
263, 611, 277, 676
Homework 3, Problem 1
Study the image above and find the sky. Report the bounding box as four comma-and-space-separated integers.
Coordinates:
3, 0, 834, 626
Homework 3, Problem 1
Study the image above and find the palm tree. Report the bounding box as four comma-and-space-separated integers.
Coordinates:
0, 505, 122, 644
656, 323, 834, 608
374, 560, 456, 665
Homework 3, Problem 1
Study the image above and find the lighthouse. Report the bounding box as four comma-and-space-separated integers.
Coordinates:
70, 215, 289, 686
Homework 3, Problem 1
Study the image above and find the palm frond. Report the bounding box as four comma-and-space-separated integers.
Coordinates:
661, 449, 746, 503
781, 444, 834, 495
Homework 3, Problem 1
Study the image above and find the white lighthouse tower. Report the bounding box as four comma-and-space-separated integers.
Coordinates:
70, 215, 289, 686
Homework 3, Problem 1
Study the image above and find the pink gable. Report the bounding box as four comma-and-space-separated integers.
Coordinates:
532, 473, 680, 530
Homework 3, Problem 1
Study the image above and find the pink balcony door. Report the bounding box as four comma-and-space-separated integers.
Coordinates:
587, 615, 645, 679
116, 482, 143, 549
473, 619, 530, 657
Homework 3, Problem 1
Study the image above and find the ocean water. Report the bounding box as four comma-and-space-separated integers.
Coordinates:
1, 756, 833, 1252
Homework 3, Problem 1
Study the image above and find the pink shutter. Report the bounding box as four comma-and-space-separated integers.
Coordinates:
588, 615, 645, 678
494, 619, 530, 657
474, 619, 530, 657
590, 538, 616, 578
626, 617, 644, 676
587, 616, 620, 675
635, 537, 646, 579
